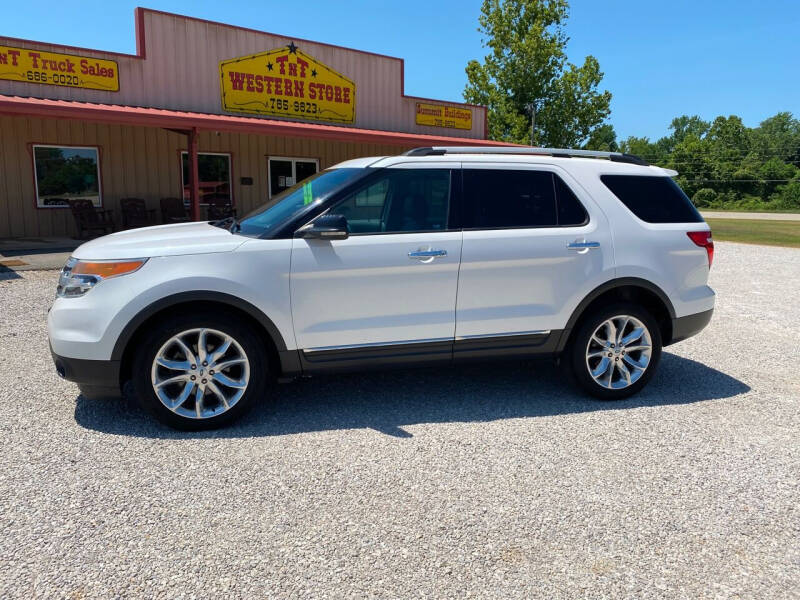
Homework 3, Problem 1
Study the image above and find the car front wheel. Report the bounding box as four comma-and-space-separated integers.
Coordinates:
132, 311, 268, 429
569, 303, 662, 400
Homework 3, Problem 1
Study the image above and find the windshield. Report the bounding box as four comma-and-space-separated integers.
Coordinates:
236, 168, 368, 237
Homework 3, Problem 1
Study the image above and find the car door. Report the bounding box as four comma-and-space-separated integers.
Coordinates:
454, 163, 614, 356
290, 164, 462, 366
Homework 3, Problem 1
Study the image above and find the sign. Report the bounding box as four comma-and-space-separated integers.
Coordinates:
0, 45, 119, 91
220, 43, 356, 124
415, 102, 472, 130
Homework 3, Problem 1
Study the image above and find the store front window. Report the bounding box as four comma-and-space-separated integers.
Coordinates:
181, 152, 232, 205
269, 157, 319, 198
33, 145, 102, 208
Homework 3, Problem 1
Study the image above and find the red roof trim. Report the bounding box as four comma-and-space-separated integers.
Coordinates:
0, 95, 509, 148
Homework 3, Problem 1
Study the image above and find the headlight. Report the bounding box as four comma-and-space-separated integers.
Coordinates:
57, 257, 147, 298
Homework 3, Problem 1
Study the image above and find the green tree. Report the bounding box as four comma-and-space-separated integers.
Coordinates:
464, 0, 612, 146
583, 123, 618, 152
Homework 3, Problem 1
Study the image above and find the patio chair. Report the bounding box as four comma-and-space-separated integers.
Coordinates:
68, 199, 115, 239
205, 194, 237, 221
160, 197, 190, 224
120, 198, 157, 229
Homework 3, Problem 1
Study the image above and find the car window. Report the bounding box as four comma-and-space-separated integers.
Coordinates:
333, 169, 451, 234
554, 175, 588, 226
463, 169, 588, 229
236, 168, 369, 237
601, 175, 703, 223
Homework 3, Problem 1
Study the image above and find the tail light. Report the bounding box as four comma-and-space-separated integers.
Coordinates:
687, 230, 714, 267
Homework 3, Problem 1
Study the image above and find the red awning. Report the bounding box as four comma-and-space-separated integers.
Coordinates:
0, 94, 506, 147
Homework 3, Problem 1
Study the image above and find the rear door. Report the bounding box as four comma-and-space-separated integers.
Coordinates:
290, 164, 462, 364
454, 163, 614, 356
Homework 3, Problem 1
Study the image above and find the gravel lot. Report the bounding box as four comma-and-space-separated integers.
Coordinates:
1, 241, 798, 599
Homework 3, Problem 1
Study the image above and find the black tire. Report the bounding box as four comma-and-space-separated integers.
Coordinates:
132, 310, 269, 430
568, 302, 662, 400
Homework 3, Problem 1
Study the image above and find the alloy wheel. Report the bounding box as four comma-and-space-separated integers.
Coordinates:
585, 315, 652, 390
150, 328, 250, 419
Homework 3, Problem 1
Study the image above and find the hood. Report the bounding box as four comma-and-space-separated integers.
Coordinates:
72, 221, 248, 260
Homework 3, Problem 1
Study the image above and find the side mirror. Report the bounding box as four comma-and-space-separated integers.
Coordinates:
295, 213, 349, 240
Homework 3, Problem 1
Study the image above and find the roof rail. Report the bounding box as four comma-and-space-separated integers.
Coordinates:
403, 146, 649, 166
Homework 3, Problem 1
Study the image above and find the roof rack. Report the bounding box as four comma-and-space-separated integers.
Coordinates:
403, 146, 649, 166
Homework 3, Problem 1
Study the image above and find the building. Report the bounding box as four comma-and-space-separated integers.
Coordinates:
0, 8, 502, 238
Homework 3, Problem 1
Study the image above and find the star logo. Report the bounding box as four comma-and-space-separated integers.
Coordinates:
311, 68, 317, 78
266, 62, 273, 71
287, 41, 298, 54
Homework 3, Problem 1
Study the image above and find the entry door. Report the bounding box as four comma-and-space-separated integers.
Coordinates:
455, 165, 614, 341
290, 166, 462, 352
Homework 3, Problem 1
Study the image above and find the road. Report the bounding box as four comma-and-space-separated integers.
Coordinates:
701, 210, 800, 221
1, 241, 798, 598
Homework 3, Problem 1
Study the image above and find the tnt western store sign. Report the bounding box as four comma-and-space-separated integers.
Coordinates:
0, 8, 501, 238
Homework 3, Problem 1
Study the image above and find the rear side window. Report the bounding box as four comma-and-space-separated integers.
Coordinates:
462, 169, 587, 229
601, 175, 703, 223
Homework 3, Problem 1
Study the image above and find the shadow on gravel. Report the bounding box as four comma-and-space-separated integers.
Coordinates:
74, 352, 750, 439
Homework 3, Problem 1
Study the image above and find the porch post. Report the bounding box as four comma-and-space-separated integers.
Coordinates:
188, 127, 201, 221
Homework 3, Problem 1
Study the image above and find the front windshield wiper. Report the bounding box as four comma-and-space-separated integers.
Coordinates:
210, 216, 240, 234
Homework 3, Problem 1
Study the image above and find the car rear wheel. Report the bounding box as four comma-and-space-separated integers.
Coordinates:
132, 311, 268, 429
569, 302, 662, 400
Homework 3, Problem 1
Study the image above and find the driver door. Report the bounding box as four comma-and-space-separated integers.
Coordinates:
290, 164, 461, 367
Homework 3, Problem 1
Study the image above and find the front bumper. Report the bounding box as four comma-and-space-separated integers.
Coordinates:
50, 345, 121, 396
668, 308, 713, 345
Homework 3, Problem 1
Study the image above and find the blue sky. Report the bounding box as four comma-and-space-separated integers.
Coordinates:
4, 0, 799, 141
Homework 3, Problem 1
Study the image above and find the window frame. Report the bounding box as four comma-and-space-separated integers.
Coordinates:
180, 151, 233, 206
458, 165, 590, 231
327, 167, 455, 236
267, 156, 320, 199
32, 143, 103, 210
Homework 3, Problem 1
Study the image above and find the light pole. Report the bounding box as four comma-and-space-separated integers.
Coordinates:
526, 102, 537, 147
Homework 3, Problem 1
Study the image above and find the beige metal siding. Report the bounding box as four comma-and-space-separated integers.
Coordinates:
0, 115, 411, 238
0, 10, 486, 138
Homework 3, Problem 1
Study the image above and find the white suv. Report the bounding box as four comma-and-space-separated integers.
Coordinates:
49, 147, 715, 429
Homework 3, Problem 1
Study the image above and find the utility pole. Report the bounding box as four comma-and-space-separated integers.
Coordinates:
526, 102, 537, 147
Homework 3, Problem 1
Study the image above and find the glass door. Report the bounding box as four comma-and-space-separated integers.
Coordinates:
268, 157, 319, 198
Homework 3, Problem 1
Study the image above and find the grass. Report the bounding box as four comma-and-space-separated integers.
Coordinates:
705, 218, 800, 248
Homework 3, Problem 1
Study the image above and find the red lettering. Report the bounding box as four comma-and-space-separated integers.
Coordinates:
288, 62, 297, 77
254, 74, 263, 93
28, 51, 41, 68
343, 88, 351, 104
334, 86, 342, 103
246, 73, 255, 92
7, 49, 19, 66
284, 78, 293, 97
263, 76, 273, 94
227, 71, 246, 91
324, 85, 333, 102
295, 57, 308, 78
65, 59, 75, 73
275, 55, 288, 75
293, 80, 304, 97
0, 54, 6, 65
274, 78, 282, 95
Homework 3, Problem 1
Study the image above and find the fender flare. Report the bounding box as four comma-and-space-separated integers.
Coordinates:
111, 290, 288, 361
556, 277, 676, 352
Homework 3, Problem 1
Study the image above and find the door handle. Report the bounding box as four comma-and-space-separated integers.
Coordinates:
566, 241, 600, 250
408, 249, 447, 259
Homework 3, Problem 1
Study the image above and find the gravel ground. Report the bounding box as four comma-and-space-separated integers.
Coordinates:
1, 241, 798, 599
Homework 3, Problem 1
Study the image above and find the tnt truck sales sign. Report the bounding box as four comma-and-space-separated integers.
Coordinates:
0, 45, 119, 91
220, 44, 356, 124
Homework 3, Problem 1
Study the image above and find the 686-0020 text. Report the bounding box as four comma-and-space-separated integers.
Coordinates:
26, 70, 80, 86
